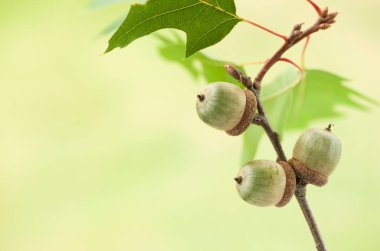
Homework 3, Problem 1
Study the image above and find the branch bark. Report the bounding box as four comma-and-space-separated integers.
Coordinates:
226, 6, 338, 251
296, 183, 326, 251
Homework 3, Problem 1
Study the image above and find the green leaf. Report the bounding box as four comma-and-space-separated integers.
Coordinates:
241, 126, 263, 164
260, 69, 377, 131
155, 32, 245, 87
106, 0, 241, 57
285, 69, 378, 130
260, 68, 301, 101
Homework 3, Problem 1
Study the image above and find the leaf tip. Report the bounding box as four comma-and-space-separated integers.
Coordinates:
184, 49, 195, 59
104, 44, 116, 54
185, 46, 201, 58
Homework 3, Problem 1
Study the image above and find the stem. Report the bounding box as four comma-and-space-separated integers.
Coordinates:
226, 7, 338, 251
279, 58, 304, 75
242, 18, 288, 41
296, 183, 326, 251
301, 36, 310, 68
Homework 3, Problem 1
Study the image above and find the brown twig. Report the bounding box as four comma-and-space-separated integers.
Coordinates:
296, 182, 326, 251
226, 6, 338, 251
252, 9, 338, 89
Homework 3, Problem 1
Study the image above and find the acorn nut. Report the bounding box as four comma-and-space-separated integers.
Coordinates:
196, 82, 257, 136
289, 124, 342, 187
235, 160, 296, 207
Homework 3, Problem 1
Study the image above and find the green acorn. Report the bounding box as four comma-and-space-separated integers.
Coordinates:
196, 82, 257, 136
289, 125, 342, 186
235, 160, 296, 207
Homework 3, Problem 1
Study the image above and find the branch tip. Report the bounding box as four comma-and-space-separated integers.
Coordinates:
321, 7, 329, 18
294, 23, 304, 31
224, 64, 253, 89
328, 12, 339, 20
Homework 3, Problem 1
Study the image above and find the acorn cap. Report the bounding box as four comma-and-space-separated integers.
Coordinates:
275, 161, 296, 207
289, 158, 328, 187
235, 160, 291, 207
226, 89, 257, 136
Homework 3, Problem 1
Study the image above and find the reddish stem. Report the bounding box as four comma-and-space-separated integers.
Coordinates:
242, 18, 288, 41
279, 58, 304, 75
301, 36, 311, 68
307, 0, 323, 16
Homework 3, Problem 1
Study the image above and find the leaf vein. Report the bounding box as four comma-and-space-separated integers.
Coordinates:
188, 17, 237, 53
186, 5, 207, 24
114, 2, 203, 45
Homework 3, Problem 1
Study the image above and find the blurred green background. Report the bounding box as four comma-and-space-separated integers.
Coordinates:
1, 0, 379, 250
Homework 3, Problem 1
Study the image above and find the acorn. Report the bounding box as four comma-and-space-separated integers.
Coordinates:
289, 124, 342, 187
196, 82, 257, 136
235, 160, 296, 207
